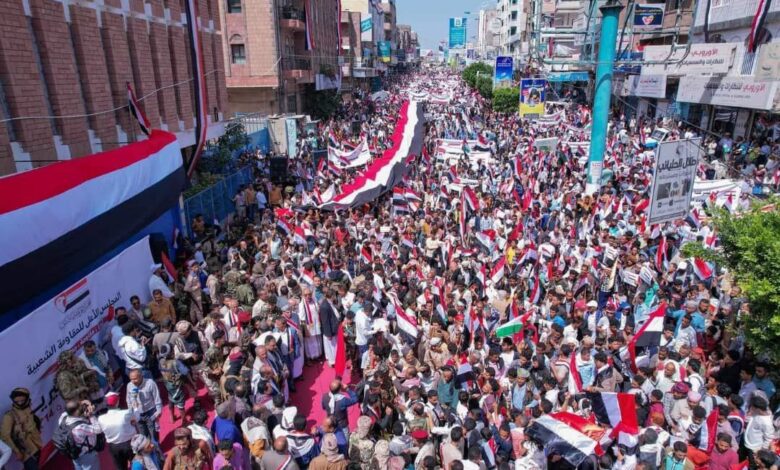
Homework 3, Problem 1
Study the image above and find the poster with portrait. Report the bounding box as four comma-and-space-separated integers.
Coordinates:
648, 138, 702, 225
634, 4, 664, 30
519, 78, 546, 117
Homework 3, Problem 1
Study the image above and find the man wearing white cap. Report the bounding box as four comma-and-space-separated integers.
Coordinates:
148, 263, 174, 299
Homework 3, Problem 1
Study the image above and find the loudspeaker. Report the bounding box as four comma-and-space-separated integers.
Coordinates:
269, 157, 289, 181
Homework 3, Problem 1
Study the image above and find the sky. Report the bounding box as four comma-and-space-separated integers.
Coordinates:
395, 0, 492, 50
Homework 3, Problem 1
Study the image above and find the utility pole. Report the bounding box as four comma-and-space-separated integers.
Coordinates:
585, 0, 624, 195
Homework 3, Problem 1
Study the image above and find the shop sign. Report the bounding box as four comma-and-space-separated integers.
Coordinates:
677, 76, 778, 110
622, 74, 667, 98
641, 43, 736, 75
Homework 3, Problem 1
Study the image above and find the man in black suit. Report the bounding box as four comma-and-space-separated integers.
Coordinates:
319, 287, 341, 367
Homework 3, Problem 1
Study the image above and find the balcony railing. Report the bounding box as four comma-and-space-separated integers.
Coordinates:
282, 57, 311, 71
280, 6, 305, 22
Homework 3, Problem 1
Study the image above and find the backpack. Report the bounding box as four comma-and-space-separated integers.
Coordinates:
52, 418, 106, 460
52, 420, 83, 459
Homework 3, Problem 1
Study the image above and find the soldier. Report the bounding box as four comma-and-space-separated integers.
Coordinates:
157, 343, 186, 422
348, 416, 375, 469
0, 388, 42, 470
55, 351, 101, 404
203, 330, 227, 405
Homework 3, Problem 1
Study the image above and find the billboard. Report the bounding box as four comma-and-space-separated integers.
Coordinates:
449, 17, 466, 48
378, 41, 391, 63
648, 139, 701, 225
621, 74, 667, 98
677, 76, 778, 110
494, 56, 514, 88
519, 78, 546, 116
360, 16, 372, 41
634, 3, 664, 30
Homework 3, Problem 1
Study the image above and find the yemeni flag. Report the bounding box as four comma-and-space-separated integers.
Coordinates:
490, 258, 506, 284
522, 188, 533, 212
526, 413, 605, 467
360, 245, 372, 264
528, 275, 541, 305
692, 258, 713, 280
463, 186, 480, 212
748, 0, 772, 52
334, 323, 346, 377
655, 235, 667, 271
161, 251, 177, 281
304, 0, 316, 50
568, 353, 583, 394
508, 221, 523, 242
293, 226, 307, 245
127, 82, 151, 136
397, 308, 419, 338
587, 392, 640, 446
686, 207, 702, 229
477, 264, 486, 287
476, 230, 496, 251
276, 217, 292, 236
628, 302, 666, 372
459, 193, 467, 239
448, 165, 460, 183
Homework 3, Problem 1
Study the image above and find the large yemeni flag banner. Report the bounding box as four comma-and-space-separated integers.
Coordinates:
319, 100, 425, 210
526, 412, 605, 467
0, 131, 185, 313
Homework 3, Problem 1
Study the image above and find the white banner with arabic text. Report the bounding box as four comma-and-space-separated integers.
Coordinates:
0, 237, 153, 465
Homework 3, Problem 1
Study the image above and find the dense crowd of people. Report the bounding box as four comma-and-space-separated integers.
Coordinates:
3, 67, 780, 470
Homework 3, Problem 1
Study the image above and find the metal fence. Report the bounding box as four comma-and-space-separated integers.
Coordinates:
183, 166, 254, 237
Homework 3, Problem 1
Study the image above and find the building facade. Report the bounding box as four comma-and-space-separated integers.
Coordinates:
220, 0, 340, 116
0, 0, 229, 175
496, 0, 529, 60
477, 8, 500, 59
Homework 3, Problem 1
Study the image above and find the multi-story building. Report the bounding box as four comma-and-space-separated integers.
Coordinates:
341, 0, 385, 81
478, 8, 500, 59
397, 24, 419, 64
0, 0, 229, 175
380, 1, 398, 65
496, 0, 529, 60
220, 0, 340, 116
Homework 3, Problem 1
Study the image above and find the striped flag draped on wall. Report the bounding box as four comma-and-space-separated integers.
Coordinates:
184, 0, 209, 178
305, 0, 316, 50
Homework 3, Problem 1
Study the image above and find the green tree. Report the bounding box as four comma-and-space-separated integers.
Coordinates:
492, 87, 519, 113
462, 62, 493, 89
475, 75, 493, 100
305, 88, 342, 120
681, 200, 780, 360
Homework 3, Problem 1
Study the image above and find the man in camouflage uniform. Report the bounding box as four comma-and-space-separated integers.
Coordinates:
235, 276, 255, 311
55, 351, 100, 403
202, 330, 226, 405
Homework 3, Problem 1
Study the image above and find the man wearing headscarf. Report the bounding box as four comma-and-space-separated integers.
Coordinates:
412, 430, 435, 470
273, 406, 298, 440
348, 416, 374, 469
309, 433, 347, 470
1, 388, 42, 470
130, 434, 161, 470
285, 414, 320, 467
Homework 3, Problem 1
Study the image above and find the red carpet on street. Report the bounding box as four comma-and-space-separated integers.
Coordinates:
43, 360, 359, 469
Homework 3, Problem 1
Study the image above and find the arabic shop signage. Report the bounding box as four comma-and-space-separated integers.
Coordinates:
641, 43, 736, 76
677, 76, 778, 110
621, 74, 667, 98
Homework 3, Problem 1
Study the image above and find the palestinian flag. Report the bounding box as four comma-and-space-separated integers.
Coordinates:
496, 313, 530, 338
0, 131, 184, 312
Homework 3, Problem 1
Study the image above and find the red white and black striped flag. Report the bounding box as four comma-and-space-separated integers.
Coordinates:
748, 0, 773, 52
127, 82, 151, 136
183, 0, 209, 178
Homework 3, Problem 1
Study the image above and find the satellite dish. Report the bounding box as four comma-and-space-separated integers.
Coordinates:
489, 18, 502, 34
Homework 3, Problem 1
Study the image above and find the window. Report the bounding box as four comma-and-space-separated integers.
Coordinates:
510, 26, 517, 36
511, 10, 518, 20
227, 0, 241, 13
231, 44, 246, 64
287, 95, 297, 113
